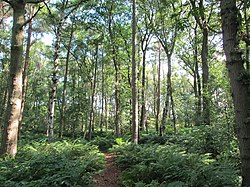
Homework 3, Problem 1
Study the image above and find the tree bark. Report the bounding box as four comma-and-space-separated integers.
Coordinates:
0, 1, 25, 157
221, 0, 250, 185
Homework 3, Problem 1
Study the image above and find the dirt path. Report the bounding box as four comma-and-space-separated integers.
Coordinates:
94, 153, 122, 187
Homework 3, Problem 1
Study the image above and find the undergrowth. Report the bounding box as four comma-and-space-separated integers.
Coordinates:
114, 144, 240, 187
112, 125, 241, 187
0, 139, 105, 187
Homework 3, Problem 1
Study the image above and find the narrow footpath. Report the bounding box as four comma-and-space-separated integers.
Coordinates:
94, 154, 122, 187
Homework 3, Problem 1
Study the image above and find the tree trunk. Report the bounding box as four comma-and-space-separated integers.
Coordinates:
190, 0, 210, 125
18, 5, 34, 139
194, 23, 202, 126
155, 43, 161, 133
132, 0, 138, 144
47, 20, 62, 142
0, 1, 25, 157
140, 51, 146, 131
114, 63, 120, 136
201, 26, 210, 125
221, 0, 250, 185
160, 54, 172, 136
59, 22, 74, 138
88, 43, 98, 140
0, 84, 8, 131
100, 49, 104, 132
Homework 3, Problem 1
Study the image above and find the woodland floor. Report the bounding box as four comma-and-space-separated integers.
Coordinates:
94, 153, 122, 187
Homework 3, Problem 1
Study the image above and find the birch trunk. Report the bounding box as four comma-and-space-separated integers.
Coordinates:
47, 20, 62, 142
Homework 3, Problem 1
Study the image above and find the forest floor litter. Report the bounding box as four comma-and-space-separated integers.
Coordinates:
94, 153, 122, 187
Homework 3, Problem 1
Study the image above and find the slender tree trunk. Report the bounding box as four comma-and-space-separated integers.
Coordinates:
88, 43, 98, 140
107, 2, 120, 137
100, 49, 104, 132
221, 0, 250, 185
47, 20, 62, 142
0, 84, 8, 131
194, 24, 202, 126
114, 63, 120, 136
0, 1, 25, 156
170, 90, 176, 133
105, 94, 109, 132
155, 44, 161, 133
190, 0, 210, 125
201, 26, 210, 125
132, 0, 138, 144
160, 54, 172, 136
145, 76, 149, 133
59, 22, 74, 138
140, 51, 146, 131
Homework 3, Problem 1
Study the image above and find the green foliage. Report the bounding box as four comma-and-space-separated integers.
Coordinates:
139, 134, 166, 145
90, 136, 115, 152
0, 139, 105, 187
114, 143, 240, 187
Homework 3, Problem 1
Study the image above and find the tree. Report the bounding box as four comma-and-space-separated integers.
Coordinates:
132, 0, 139, 144
153, 0, 180, 135
221, 0, 250, 185
0, 0, 45, 157
137, 0, 154, 131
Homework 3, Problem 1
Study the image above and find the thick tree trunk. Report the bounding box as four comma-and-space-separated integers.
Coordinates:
221, 0, 250, 185
0, 1, 25, 157
18, 5, 34, 139
132, 0, 138, 144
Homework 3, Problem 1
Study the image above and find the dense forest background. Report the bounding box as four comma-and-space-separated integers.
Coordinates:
0, 0, 250, 186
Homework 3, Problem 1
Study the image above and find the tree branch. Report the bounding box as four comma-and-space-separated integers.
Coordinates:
22, 5, 44, 27
26, 0, 45, 4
